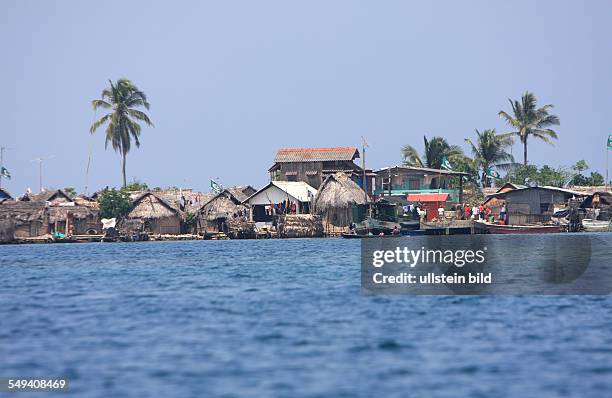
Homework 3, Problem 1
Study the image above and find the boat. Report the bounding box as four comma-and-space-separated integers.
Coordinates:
474, 221, 561, 234
341, 232, 401, 239
581, 219, 612, 232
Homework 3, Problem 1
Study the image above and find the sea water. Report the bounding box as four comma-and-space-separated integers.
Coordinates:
1, 238, 612, 397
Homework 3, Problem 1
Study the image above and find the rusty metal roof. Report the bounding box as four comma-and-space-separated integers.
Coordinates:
273, 147, 359, 163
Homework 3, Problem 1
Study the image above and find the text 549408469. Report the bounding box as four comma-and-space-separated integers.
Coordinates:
0, 378, 69, 392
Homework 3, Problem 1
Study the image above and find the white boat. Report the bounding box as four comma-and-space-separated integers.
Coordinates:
582, 219, 612, 232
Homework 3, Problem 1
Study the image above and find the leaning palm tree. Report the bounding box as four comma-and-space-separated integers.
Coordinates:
90, 79, 153, 187
402, 136, 464, 169
465, 129, 514, 187
498, 92, 559, 165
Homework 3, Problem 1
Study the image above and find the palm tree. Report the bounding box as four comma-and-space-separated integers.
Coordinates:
465, 129, 514, 187
90, 79, 153, 187
498, 92, 559, 165
401, 136, 464, 169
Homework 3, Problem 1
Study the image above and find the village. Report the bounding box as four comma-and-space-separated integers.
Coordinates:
0, 145, 610, 244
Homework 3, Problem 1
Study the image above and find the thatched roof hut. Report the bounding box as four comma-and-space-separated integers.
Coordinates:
198, 188, 254, 237
314, 172, 367, 211
126, 192, 181, 235
0, 201, 47, 223
0, 201, 48, 237
20, 189, 73, 203
127, 192, 178, 219
200, 188, 249, 221
313, 173, 368, 230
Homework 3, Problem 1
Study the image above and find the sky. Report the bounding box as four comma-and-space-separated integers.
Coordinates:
1, 0, 612, 195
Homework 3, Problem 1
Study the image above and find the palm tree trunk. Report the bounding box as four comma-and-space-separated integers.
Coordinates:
122, 151, 127, 188
523, 139, 528, 165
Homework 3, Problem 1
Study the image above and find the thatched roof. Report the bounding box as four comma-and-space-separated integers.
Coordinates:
224, 186, 256, 203
0, 201, 47, 223
127, 192, 179, 219
313, 173, 367, 212
47, 205, 99, 223
129, 188, 213, 215
20, 189, 73, 203
200, 190, 248, 221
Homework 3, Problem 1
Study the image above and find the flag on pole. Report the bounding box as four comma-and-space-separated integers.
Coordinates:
486, 166, 502, 180
607, 134, 612, 150
0, 166, 10, 180
210, 179, 222, 193
441, 156, 453, 171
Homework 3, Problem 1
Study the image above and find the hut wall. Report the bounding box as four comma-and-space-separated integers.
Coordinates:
504, 189, 573, 225
73, 217, 102, 235
0, 220, 14, 243
14, 221, 45, 238
150, 216, 181, 235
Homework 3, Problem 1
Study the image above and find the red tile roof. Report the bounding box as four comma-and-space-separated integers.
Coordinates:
407, 193, 449, 202
274, 147, 359, 163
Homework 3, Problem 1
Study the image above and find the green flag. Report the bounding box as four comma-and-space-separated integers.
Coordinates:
486, 166, 501, 180
0, 166, 10, 180
607, 134, 612, 150
441, 156, 453, 171
210, 179, 222, 193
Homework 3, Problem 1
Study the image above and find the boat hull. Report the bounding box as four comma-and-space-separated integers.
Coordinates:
475, 221, 561, 234
582, 219, 612, 232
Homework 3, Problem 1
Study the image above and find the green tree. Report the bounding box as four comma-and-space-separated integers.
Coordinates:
90, 79, 153, 187
465, 129, 514, 187
97, 188, 132, 219
63, 187, 77, 197
589, 172, 605, 186
570, 160, 605, 186
498, 92, 560, 165
124, 179, 149, 192
401, 136, 464, 169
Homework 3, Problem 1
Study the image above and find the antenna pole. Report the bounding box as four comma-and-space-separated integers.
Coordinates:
361, 136, 368, 202
0, 146, 4, 190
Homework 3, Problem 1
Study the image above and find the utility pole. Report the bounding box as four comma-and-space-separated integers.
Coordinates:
0, 146, 5, 190
361, 136, 369, 202
31, 155, 54, 193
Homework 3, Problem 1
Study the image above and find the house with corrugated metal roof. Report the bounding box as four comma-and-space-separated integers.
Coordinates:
374, 165, 470, 204
268, 147, 374, 193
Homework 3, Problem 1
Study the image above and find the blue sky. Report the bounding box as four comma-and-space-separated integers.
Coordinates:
1, 0, 611, 195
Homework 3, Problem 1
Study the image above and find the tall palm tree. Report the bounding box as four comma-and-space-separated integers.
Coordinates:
465, 129, 514, 187
90, 79, 153, 187
402, 136, 464, 169
498, 91, 559, 165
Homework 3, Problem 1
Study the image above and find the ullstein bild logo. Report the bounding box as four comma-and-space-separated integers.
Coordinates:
361, 235, 612, 295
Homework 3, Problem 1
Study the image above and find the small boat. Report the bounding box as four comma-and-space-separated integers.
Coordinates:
582, 219, 612, 232
474, 221, 561, 234
341, 232, 401, 239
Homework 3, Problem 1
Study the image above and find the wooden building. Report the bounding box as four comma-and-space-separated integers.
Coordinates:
485, 186, 586, 225
268, 147, 374, 193
126, 192, 181, 235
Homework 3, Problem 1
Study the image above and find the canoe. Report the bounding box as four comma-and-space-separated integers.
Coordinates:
474, 221, 561, 234
582, 219, 612, 232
